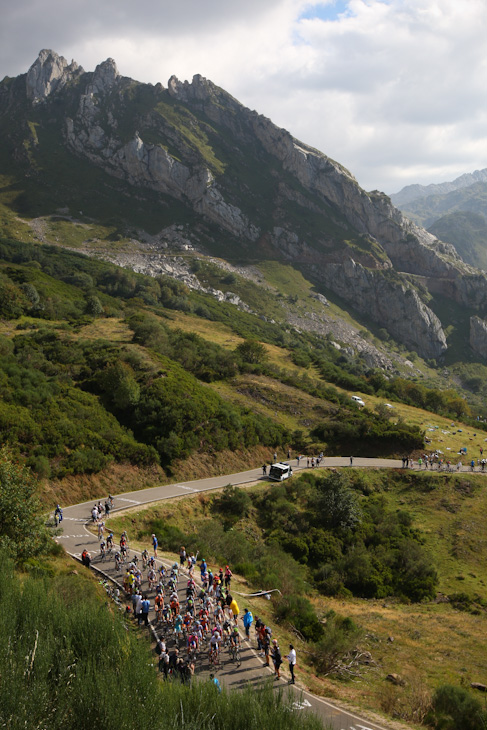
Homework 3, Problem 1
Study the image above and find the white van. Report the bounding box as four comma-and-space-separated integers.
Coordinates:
269, 462, 293, 481
351, 395, 365, 407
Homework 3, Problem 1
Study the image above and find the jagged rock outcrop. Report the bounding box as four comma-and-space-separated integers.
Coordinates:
26, 49, 84, 102
470, 316, 487, 360
58, 55, 260, 241
319, 258, 447, 360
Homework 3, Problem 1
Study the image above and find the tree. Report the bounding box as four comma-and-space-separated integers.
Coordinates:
0, 446, 50, 561
236, 338, 267, 364
314, 471, 362, 530
85, 295, 103, 316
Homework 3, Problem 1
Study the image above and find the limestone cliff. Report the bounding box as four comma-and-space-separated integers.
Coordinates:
319, 259, 447, 360
470, 316, 487, 360
26, 49, 84, 102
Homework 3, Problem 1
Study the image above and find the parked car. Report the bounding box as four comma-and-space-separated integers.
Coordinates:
351, 395, 365, 407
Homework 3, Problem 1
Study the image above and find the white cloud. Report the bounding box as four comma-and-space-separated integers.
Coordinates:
0, 0, 486, 192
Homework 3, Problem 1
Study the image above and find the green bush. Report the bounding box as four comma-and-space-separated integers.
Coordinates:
0, 447, 51, 562
311, 612, 363, 676
212, 485, 252, 526
426, 684, 487, 730
275, 595, 324, 642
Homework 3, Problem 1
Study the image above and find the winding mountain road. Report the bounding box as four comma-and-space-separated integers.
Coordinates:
55, 457, 414, 730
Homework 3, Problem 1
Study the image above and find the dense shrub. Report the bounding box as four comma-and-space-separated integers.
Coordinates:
275, 595, 324, 642
0, 447, 51, 561
312, 411, 424, 456
254, 472, 438, 602
211, 485, 252, 526
426, 685, 487, 730
311, 612, 363, 676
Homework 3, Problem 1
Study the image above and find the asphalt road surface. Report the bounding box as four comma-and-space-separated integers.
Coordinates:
55, 458, 415, 730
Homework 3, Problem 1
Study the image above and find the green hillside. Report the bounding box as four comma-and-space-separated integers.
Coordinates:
429, 211, 487, 270
0, 235, 439, 504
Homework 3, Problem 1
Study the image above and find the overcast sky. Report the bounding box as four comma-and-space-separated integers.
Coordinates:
1, 0, 486, 193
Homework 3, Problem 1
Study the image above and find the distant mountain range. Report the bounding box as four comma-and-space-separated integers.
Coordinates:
3, 50, 487, 363
391, 169, 487, 208
392, 170, 487, 271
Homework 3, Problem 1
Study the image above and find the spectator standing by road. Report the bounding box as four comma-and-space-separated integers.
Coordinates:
271, 639, 282, 679
140, 595, 150, 626
242, 608, 253, 640
286, 644, 296, 684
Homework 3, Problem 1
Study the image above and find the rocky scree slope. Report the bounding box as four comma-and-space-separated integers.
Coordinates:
4, 50, 487, 359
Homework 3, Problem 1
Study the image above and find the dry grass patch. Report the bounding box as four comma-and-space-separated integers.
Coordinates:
210, 374, 332, 432
312, 595, 487, 721
73, 317, 133, 342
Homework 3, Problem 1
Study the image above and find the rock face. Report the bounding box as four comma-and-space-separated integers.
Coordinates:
470, 316, 487, 360
10, 50, 487, 359
319, 259, 447, 360
26, 49, 84, 102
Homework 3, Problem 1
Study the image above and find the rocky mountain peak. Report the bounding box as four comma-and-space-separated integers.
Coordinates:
89, 58, 120, 95
167, 73, 219, 103
26, 49, 84, 103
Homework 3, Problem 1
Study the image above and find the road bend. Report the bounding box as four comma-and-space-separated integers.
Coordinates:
55, 458, 413, 730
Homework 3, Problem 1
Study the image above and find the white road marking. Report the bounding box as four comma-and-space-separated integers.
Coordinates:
116, 498, 141, 504
177, 485, 196, 492
56, 535, 87, 540
62, 517, 87, 522
292, 699, 312, 710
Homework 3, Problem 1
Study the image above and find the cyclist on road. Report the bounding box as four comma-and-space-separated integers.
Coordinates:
209, 630, 221, 663
141, 549, 149, 568
230, 625, 241, 649
114, 551, 122, 571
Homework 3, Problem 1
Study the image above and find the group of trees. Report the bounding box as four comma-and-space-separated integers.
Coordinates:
254, 471, 438, 602
0, 325, 289, 476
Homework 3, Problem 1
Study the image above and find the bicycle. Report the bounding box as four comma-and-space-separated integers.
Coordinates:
187, 641, 198, 663
209, 646, 220, 667
229, 642, 241, 666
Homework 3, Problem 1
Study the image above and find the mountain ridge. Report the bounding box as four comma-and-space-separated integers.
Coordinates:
3, 49, 487, 362
391, 167, 487, 207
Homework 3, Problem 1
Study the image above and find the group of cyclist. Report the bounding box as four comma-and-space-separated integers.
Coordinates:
87, 507, 296, 686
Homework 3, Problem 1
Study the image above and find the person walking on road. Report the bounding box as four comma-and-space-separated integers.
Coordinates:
286, 644, 296, 684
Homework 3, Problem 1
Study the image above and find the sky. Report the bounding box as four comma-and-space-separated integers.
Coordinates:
1, 0, 486, 194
